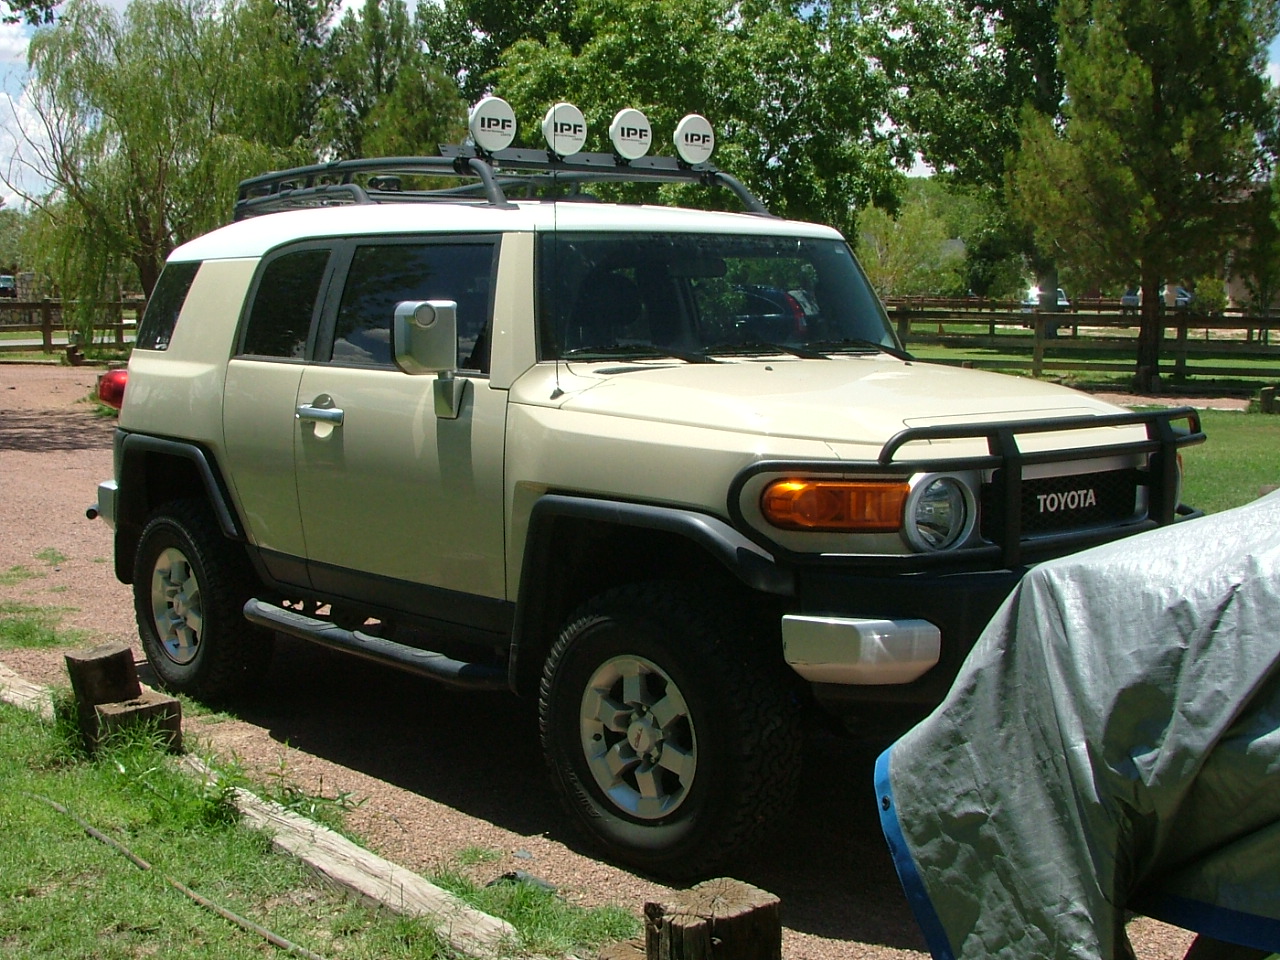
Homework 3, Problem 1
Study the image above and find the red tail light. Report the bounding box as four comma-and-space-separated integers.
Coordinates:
784, 293, 807, 337
97, 368, 127, 409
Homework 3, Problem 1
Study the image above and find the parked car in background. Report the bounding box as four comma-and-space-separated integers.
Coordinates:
1020, 286, 1071, 311
1121, 285, 1193, 312
0, 275, 17, 298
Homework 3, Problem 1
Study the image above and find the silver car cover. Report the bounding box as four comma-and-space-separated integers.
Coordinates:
876, 489, 1280, 959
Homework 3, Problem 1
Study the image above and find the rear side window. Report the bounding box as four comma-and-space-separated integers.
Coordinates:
135, 261, 200, 351
327, 241, 496, 370
240, 248, 331, 359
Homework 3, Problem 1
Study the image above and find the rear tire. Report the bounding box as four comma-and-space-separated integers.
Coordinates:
539, 582, 801, 879
133, 500, 271, 699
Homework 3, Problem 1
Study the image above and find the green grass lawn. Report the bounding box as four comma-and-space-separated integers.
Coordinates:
1177, 408, 1280, 514
0, 696, 638, 959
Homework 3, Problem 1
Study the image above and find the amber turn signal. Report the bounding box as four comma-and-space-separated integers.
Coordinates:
761, 479, 909, 532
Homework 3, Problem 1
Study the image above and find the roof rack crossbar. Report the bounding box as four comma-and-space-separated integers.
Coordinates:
231, 147, 773, 220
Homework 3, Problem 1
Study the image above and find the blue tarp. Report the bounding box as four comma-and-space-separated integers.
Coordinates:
877, 489, 1280, 959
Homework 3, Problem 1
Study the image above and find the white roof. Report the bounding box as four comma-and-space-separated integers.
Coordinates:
170, 200, 845, 262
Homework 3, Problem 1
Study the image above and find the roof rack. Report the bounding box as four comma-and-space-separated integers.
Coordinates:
232, 146, 772, 222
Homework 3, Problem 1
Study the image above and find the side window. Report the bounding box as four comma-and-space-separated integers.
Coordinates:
240, 248, 331, 359
328, 241, 495, 371
135, 261, 200, 351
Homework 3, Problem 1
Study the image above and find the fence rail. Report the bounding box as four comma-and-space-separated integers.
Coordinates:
0, 299, 144, 354
885, 301, 1280, 383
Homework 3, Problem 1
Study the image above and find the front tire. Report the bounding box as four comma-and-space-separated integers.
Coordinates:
539, 583, 801, 879
133, 500, 271, 699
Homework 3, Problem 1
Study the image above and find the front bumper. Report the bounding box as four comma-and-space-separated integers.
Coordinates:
783, 615, 940, 685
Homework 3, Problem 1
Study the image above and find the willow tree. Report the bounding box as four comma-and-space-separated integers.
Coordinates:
9, 0, 321, 316
1011, 0, 1278, 390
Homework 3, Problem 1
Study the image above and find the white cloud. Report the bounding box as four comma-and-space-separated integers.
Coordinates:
0, 84, 54, 207
0, 21, 30, 67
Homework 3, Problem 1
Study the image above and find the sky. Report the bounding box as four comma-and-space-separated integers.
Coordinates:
0, 12, 1277, 207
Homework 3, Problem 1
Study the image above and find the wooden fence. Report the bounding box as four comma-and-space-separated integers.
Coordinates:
0, 299, 144, 354
885, 299, 1280, 384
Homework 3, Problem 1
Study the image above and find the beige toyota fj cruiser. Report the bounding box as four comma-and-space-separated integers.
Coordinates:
91, 101, 1205, 878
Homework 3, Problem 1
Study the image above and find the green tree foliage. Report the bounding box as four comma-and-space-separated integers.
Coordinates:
874, 0, 1063, 189
855, 179, 983, 297
420, 0, 581, 104
1010, 0, 1278, 389
14, 0, 320, 316
4, 0, 59, 25
316, 0, 466, 158
1235, 175, 1280, 324
492, 0, 905, 235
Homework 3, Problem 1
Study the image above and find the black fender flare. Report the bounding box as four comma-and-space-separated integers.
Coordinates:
507, 494, 794, 692
113, 432, 244, 582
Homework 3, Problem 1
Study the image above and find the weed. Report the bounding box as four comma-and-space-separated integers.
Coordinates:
0, 565, 39, 586
34, 548, 67, 567
0, 602, 84, 649
456, 846, 503, 866
260, 752, 365, 832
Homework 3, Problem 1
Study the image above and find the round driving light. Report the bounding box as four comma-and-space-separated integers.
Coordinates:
609, 108, 652, 160
468, 96, 517, 153
904, 477, 972, 552
542, 102, 588, 157
673, 114, 715, 164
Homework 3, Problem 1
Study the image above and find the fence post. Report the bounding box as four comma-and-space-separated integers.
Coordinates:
114, 300, 124, 347
1174, 320, 1188, 383
1032, 313, 1045, 377
39, 299, 52, 353
895, 305, 910, 345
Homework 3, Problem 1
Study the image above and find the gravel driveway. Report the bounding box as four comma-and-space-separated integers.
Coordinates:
0, 362, 1198, 959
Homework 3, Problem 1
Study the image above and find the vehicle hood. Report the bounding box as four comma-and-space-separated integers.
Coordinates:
552, 356, 1127, 449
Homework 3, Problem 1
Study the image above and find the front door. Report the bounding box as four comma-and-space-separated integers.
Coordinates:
293, 238, 508, 613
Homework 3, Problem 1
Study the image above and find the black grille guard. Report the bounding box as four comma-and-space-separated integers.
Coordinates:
728, 406, 1205, 570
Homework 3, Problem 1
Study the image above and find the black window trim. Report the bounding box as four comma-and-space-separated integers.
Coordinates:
233, 239, 340, 363
312, 233, 502, 376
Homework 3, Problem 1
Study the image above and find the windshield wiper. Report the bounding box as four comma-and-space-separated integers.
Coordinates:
806, 338, 913, 361
562, 343, 717, 364
703, 341, 830, 360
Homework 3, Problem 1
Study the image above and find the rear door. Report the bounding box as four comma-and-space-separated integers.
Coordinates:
223, 243, 335, 585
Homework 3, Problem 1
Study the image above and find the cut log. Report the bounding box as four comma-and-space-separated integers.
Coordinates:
0, 663, 54, 718
65, 642, 142, 705
644, 878, 781, 960
95, 690, 183, 752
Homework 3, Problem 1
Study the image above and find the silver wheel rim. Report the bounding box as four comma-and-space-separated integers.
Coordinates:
579, 654, 697, 820
150, 546, 202, 665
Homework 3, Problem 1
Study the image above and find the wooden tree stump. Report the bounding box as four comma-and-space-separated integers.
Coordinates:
644, 878, 781, 960
96, 690, 183, 752
64, 642, 180, 751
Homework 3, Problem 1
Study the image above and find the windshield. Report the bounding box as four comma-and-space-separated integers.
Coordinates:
537, 232, 898, 361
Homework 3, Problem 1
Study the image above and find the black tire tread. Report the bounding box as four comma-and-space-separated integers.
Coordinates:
539, 581, 801, 878
133, 499, 270, 699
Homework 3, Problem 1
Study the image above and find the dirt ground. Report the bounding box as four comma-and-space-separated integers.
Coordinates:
0, 362, 1204, 959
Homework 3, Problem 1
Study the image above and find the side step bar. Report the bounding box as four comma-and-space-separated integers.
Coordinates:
243, 599, 509, 691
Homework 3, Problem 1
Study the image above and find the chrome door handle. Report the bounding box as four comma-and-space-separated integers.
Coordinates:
295, 404, 344, 425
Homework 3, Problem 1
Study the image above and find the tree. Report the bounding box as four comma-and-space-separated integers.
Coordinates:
493, 0, 905, 235
855, 179, 972, 296
5, 0, 60, 25
420, 0, 582, 104
1234, 175, 1280, 340
316, 0, 466, 158
8, 0, 318, 319
873, 0, 1064, 190
1010, 0, 1278, 390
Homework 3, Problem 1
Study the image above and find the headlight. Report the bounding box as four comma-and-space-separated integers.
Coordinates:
903, 476, 974, 552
